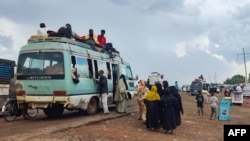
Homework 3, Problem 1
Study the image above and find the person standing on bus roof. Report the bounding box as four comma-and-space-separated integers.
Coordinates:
97, 70, 109, 115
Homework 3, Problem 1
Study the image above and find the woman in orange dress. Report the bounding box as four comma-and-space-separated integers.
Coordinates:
137, 80, 148, 123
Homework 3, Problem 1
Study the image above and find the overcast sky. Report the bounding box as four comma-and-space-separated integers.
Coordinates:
1, 0, 250, 86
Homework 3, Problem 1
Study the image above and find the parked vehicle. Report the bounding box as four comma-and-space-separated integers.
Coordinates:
0, 58, 15, 109
147, 72, 163, 88
15, 36, 137, 118
182, 85, 187, 92
148, 72, 163, 84
190, 79, 210, 96
242, 84, 250, 98
186, 85, 191, 92
210, 83, 220, 93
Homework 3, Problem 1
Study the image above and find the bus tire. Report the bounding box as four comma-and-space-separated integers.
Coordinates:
86, 97, 98, 115
22, 108, 39, 119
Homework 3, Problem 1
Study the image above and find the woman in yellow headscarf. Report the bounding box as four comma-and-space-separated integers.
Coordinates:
144, 85, 160, 131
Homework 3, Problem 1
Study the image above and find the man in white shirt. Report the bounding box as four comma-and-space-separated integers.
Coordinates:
37, 23, 48, 37
236, 84, 242, 92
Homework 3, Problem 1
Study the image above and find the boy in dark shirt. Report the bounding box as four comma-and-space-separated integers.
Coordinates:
195, 90, 204, 117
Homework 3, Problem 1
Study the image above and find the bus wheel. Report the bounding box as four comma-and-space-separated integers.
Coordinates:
22, 108, 39, 119
43, 104, 64, 118
86, 97, 98, 115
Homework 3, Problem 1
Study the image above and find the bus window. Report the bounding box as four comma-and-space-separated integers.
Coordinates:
94, 60, 98, 79
106, 62, 111, 79
126, 65, 133, 80
87, 59, 93, 78
97, 60, 108, 78
17, 52, 64, 76
112, 64, 118, 95
76, 57, 89, 78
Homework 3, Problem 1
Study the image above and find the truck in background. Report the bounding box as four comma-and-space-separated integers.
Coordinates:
0, 58, 15, 108
147, 72, 163, 88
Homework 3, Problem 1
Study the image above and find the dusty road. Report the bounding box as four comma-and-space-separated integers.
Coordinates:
1, 92, 250, 141
0, 99, 138, 141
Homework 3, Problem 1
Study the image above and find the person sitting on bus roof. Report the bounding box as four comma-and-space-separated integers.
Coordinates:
37, 22, 48, 37
47, 23, 80, 39
96, 29, 119, 55
199, 74, 204, 80
97, 29, 106, 48
82, 29, 100, 46
57, 23, 80, 39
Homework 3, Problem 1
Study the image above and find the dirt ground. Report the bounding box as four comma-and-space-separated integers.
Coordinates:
22, 92, 250, 141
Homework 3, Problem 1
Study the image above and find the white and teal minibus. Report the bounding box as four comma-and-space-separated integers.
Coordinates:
15, 36, 137, 118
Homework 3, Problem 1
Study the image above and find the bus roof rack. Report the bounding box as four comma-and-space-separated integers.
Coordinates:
27, 35, 120, 57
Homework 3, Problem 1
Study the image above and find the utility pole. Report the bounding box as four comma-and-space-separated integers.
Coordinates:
214, 72, 217, 84
237, 48, 250, 82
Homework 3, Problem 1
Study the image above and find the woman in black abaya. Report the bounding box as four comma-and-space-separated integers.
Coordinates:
170, 86, 184, 126
160, 87, 178, 134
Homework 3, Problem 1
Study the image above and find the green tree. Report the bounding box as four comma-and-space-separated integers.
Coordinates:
224, 74, 245, 84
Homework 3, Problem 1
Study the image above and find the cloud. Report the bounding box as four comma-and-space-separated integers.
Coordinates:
175, 35, 209, 58
0, 0, 250, 86
0, 17, 28, 61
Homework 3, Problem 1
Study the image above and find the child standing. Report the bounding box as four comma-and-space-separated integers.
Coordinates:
209, 92, 218, 120
195, 90, 204, 117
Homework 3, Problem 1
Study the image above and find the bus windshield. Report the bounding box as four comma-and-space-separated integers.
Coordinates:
17, 52, 64, 79
191, 81, 202, 89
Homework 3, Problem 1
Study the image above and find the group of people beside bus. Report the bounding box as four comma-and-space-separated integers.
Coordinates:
37, 23, 118, 56
136, 79, 184, 134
